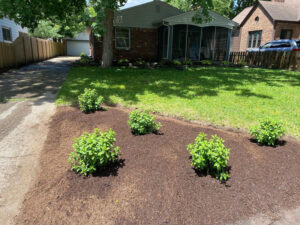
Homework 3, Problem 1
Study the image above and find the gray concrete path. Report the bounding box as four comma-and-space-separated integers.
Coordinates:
0, 57, 77, 225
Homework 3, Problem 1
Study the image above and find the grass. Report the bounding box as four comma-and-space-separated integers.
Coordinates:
57, 66, 300, 138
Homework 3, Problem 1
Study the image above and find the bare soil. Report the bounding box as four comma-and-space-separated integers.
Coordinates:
16, 106, 300, 225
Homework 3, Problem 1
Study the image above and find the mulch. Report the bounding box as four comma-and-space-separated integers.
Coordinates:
16, 106, 300, 225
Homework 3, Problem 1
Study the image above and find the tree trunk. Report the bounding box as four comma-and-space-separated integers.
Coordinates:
101, 8, 114, 68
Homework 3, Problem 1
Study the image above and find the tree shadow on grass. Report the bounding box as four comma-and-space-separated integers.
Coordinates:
92, 159, 125, 178
59, 66, 300, 106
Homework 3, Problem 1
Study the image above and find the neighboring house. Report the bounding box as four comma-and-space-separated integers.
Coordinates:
65, 29, 91, 56
90, 0, 237, 62
0, 17, 28, 43
232, 0, 300, 52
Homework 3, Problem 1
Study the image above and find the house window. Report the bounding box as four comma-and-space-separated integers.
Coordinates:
115, 27, 130, 50
2, 27, 12, 42
280, 29, 293, 39
248, 30, 262, 48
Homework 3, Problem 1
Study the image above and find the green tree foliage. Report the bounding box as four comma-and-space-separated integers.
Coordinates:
0, 0, 86, 31
30, 21, 63, 40
165, 0, 234, 19
234, 0, 270, 16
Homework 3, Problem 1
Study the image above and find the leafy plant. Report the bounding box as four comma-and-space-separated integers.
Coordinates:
183, 60, 193, 66
222, 60, 230, 66
172, 59, 182, 66
68, 128, 120, 176
237, 61, 247, 67
80, 52, 90, 64
200, 60, 212, 65
187, 133, 230, 181
118, 58, 130, 66
136, 58, 146, 66
78, 88, 103, 113
250, 119, 286, 146
128, 110, 162, 135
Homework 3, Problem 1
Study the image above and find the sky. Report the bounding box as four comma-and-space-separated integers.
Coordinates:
121, 0, 152, 9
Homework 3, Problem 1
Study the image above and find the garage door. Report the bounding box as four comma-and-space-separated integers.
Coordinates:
67, 40, 90, 56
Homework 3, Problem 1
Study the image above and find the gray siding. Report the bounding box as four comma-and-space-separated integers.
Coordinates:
114, 1, 183, 28
0, 17, 28, 42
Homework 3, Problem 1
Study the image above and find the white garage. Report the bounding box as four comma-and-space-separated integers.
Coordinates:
66, 32, 90, 56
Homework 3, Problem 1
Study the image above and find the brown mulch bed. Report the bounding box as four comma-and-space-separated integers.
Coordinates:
16, 107, 300, 225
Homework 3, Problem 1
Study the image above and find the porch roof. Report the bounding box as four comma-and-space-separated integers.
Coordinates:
163, 10, 238, 29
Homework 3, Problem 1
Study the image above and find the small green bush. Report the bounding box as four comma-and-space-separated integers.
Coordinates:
118, 58, 130, 66
136, 58, 146, 66
237, 61, 247, 67
172, 59, 182, 66
183, 60, 193, 66
68, 128, 120, 176
250, 119, 285, 146
222, 60, 230, 66
80, 52, 90, 64
187, 133, 230, 181
128, 110, 162, 135
78, 88, 103, 113
200, 60, 212, 65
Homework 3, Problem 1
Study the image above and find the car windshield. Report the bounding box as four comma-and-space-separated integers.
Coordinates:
296, 41, 300, 48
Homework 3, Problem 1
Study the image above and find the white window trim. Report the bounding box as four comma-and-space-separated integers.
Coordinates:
115, 27, 131, 50
2, 26, 12, 43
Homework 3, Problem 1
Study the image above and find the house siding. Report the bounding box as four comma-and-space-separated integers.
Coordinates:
0, 18, 28, 42
238, 5, 274, 51
93, 27, 158, 62
274, 21, 300, 39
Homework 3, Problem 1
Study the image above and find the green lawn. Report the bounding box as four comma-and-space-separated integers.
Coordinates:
57, 66, 300, 137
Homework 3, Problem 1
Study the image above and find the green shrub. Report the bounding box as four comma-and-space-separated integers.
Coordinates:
237, 61, 247, 67
183, 60, 193, 66
222, 60, 230, 66
250, 119, 285, 146
68, 128, 120, 176
200, 60, 212, 65
80, 52, 90, 64
136, 58, 146, 66
118, 58, 130, 66
187, 133, 230, 181
78, 88, 103, 113
172, 59, 182, 66
128, 110, 162, 135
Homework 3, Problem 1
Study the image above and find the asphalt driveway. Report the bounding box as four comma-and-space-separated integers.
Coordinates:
0, 57, 77, 225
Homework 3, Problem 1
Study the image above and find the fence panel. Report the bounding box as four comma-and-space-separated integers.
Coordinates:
0, 36, 65, 71
229, 51, 300, 71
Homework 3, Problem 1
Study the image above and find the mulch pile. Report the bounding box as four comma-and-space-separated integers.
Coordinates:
16, 107, 300, 225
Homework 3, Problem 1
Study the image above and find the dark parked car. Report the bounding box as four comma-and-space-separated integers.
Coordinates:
248, 39, 299, 52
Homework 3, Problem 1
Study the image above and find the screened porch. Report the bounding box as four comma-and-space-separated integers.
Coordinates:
158, 10, 238, 62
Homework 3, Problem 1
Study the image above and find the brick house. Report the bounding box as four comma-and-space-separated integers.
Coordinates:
90, 0, 237, 62
232, 0, 300, 52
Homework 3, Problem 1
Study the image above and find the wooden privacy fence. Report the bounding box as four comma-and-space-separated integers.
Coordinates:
0, 35, 66, 71
229, 51, 300, 71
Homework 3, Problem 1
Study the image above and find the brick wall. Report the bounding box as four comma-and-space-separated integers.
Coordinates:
274, 22, 300, 39
238, 5, 274, 51
93, 27, 158, 62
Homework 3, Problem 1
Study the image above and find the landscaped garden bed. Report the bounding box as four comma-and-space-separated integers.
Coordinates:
16, 106, 300, 225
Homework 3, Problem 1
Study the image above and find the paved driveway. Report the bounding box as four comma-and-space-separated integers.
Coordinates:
0, 57, 77, 225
